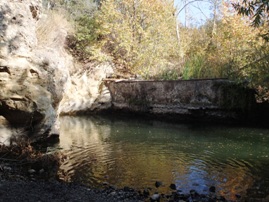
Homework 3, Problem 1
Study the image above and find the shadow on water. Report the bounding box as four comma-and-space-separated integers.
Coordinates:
57, 115, 269, 201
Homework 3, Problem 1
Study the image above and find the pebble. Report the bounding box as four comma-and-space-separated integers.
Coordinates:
102, 181, 109, 186
3, 166, 12, 171
235, 194, 241, 199
109, 191, 117, 196
39, 169, 45, 174
209, 186, 216, 193
150, 193, 160, 202
169, 183, 177, 190
143, 188, 150, 197
28, 169, 36, 174
155, 181, 162, 188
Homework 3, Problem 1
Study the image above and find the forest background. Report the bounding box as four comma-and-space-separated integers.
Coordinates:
41, 0, 269, 102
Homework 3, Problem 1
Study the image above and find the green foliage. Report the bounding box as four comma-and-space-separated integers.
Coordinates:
92, 0, 180, 77
225, 0, 269, 100
232, 0, 269, 27
153, 68, 180, 80
42, 0, 269, 101
73, 14, 103, 61
179, 3, 269, 87
76, 16, 99, 43
233, 0, 269, 41
41, 0, 101, 62
182, 55, 206, 79
176, 0, 269, 101
51, 0, 98, 18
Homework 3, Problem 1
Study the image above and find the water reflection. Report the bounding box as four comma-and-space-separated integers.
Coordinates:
58, 116, 269, 200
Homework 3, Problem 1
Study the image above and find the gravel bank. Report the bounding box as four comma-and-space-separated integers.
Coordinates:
0, 180, 144, 202
0, 147, 233, 202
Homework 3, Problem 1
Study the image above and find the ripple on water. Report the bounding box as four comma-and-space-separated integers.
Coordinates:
57, 116, 269, 201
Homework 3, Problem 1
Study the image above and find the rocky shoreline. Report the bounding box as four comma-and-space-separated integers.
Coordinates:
0, 180, 233, 202
0, 158, 236, 202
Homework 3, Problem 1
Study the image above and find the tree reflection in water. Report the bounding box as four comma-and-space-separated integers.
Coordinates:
58, 115, 269, 201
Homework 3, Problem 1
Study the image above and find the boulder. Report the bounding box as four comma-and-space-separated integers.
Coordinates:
0, 0, 72, 139
0, 0, 114, 141
58, 62, 113, 115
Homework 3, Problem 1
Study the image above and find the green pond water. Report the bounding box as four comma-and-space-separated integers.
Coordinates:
57, 115, 269, 201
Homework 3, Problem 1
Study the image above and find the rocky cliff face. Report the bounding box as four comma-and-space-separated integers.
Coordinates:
0, 0, 113, 142
0, 0, 71, 140
58, 62, 113, 115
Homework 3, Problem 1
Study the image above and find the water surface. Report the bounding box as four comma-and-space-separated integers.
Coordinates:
57, 115, 269, 201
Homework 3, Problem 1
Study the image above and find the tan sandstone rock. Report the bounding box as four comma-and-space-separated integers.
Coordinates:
0, 0, 114, 142
0, 0, 72, 139
58, 62, 113, 115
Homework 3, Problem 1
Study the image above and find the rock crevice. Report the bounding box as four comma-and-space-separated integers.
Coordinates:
0, 0, 71, 140
0, 0, 113, 142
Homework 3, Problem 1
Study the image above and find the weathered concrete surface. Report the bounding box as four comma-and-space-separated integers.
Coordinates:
105, 79, 256, 122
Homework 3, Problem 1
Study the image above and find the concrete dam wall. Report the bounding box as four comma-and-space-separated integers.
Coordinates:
104, 79, 256, 122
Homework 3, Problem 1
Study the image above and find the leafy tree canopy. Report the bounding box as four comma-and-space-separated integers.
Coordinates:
232, 0, 269, 42
233, 0, 269, 26
91, 0, 180, 78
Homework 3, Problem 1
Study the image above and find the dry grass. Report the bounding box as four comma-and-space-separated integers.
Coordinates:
0, 136, 40, 161
0, 136, 64, 180
36, 9, 74, 48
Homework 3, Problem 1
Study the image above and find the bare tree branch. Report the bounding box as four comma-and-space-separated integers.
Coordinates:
176, 0, 209, 17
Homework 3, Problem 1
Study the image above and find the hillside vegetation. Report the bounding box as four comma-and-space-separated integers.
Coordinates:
44, 0, 269, 101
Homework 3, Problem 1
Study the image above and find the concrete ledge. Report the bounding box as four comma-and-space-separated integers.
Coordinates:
104, 79, 256, 122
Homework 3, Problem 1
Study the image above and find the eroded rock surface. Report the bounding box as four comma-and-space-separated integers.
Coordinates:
0, 0, 71, 139
58, 62, 113, 115
0, 0, 114, 141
